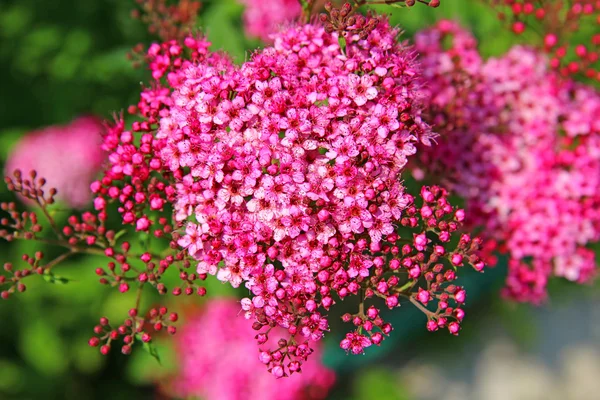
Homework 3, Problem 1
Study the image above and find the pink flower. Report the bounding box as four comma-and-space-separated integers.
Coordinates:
238, 0, 302, 42
5, 116, 105, 208
346, 74, 378, 106
416, 21, 600, 303
340, 332, 372, 355
178, 223, 204, 259
169, 299, 335, 399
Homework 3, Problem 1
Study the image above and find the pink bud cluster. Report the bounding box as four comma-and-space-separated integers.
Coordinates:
88, 306, 178, 355
488, 0, 600, 81
4, 116, 105, 209
415, 21, 600, 303
168, 298, 335, 399
159, 17, 484, 376
238, 0, 302, 42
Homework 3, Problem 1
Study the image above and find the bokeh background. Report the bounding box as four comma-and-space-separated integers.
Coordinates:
0, 0, 599, 399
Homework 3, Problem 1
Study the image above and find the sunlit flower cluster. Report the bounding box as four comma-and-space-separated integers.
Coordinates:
159, 17, 484, 376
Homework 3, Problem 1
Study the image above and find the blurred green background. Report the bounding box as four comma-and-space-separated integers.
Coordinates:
0, 1, 599, 399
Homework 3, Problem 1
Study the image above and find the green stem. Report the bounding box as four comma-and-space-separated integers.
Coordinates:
299, 0, 314, 23
408, 295, 436, 318
396, 279, 416, 293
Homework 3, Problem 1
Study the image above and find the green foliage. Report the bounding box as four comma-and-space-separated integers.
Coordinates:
201, 0, 250, 63
42, 270, 73, 285
354, 368, 411, 400
19, 319, 69, 377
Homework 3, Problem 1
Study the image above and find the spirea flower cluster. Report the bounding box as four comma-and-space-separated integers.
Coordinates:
169, 298, 335, 399
415, 21, 600, 303
5, 116, 105, 209
158, 16, 484, 376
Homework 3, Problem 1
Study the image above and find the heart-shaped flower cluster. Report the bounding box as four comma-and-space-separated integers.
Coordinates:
158, 18, 484, 376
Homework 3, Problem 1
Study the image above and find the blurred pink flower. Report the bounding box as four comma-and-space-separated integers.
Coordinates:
5, 116, 105, 208
416, 21, 600, 303
170, 298, 335, 400
239, 0, 302, 42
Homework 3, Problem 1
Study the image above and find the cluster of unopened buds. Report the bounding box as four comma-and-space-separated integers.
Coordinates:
0, 167, 204, 356
336, 187, 481, 354
488, 0, 600, 81
320, 0, 441, 39
131, 0, 201, 41
88, 306, 179, 355
321, 2, 379, 40
0, 0, 484, 379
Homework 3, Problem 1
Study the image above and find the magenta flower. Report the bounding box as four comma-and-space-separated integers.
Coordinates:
158, 17, 484, 375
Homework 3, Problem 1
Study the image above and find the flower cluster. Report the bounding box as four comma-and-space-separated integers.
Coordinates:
159, 14, 484, 376
239, 0, 302, 42
168, 298, 335, 399
487, 0, 600, 81
4, 116, 105, 209
415, 21, 600, 303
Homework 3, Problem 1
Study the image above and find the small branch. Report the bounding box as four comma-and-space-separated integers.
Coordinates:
408, 295, 436, 318
134, 283, 144, 310
299, 0, 315, 23
44, 251, 76, 271
36, 199, 64, 240
395, 279, 416, 294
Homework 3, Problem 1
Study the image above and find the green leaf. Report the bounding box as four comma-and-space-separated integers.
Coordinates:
113, 229, 128, 242
389, 3, 408, 8
42, 270, 71, 284
337, 35, 346, 55
136, 334, 162, 365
